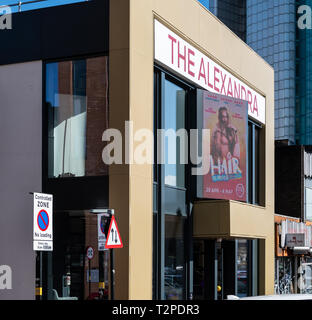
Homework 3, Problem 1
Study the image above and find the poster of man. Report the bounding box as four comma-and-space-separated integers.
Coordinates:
202, 91, 247, 201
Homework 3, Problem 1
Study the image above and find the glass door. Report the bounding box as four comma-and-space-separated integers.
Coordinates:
43, 210, 110, 300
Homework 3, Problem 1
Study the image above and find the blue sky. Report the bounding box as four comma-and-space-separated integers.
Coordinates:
197, 0, 209, 9
3, 0, 210, 13
3, 0, 87, 13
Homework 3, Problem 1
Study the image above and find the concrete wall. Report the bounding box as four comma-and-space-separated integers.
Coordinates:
0, 61, 42, 300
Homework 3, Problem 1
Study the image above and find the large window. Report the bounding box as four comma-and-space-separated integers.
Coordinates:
164, 215, 186, 300
46, 56, 109, 178
164, 79, 186, 188
153, 68, 191, 300
153, 66, 263, 300
248, 121, 261, 205
305, 186, 312, 221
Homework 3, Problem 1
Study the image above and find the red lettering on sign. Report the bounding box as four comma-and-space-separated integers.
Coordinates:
253, 95, 259, 116
241, 85, 246, 101
168, 34, 177, 65
207, 62, 214, 89
188, 49, 195, 77
247, 90, 252, 113
220, 72, 227, 95
214, 67, 220, 92
178, 41, 186, 72
227, 77, 233, 97
234, 81, 240, 99
198, 57, 207, 84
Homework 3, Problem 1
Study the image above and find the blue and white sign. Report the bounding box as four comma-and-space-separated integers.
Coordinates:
33, 192, 53, 251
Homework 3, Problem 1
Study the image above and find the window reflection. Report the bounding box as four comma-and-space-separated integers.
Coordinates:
237, 239, 249, 297
164, 79, 186, 188
46, 56, 109, 178
51, 211, 110, 300
305, 187, 312, 221
164, 215, 185, 300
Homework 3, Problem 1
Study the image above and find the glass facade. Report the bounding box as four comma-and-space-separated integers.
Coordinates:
296, 0, 312, 144
248, 122, 261, 205
305, 178, 312, 221
246, 0, 296, 143
46, 56, 109, 178
153, 69, 190, 300
164, 215, 186, 300
193, 239, 258, 299
153, 66, 262, 299
7, 0, 87, 13
198, 0, 210, 8
209, 0, 246, 42
210, 1, 302, 144
237, 239, 249, 297
164, 80, 186, 188
41, 210, 110, 300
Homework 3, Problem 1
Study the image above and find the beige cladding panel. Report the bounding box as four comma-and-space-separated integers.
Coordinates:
110, 0, 274, 299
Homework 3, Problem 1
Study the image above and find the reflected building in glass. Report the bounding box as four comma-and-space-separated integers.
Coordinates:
209, 0, 246, 42
204, 0, 296, 144
204, 0, 312, 295
246, 0, 296, 144
296, 0, 312, 144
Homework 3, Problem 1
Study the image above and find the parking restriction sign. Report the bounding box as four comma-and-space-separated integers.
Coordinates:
33, 192, 53, 251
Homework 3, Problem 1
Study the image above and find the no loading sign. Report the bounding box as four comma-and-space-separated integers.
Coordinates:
33, 192, 53, 251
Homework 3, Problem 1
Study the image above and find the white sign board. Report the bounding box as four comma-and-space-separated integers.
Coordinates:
154, 19, 266, 124
286, 233, 305, 248
33, 192, 53, 251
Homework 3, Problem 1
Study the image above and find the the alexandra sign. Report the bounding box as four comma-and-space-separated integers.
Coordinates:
154, 19, 266, 124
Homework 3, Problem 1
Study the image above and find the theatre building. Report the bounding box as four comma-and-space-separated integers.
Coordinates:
0, 0, 274, 300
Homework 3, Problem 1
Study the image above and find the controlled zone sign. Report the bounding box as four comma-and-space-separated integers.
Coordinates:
105, 215, 123, 249
33, 192, 53, 251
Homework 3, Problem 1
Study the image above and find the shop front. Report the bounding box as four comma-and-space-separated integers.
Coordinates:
275, 215, 312, 294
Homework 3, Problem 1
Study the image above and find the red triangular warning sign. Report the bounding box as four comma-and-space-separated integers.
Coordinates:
105, 215, 123, 249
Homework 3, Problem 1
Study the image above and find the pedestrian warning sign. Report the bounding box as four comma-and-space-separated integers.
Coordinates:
105, 215, 123, 249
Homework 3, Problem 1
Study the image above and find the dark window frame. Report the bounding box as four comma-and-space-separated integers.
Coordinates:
248, 120, 262, 205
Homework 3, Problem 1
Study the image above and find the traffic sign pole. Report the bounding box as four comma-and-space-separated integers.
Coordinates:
89, 259, 91, 298
40, 251, 43, 301
111, 248, 114, 300
91, 208, 120, 301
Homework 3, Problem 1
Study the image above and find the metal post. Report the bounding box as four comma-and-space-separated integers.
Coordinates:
294, 256, 298, 294
110, 249, 114, 300
39, 251, 43, 300
88, 259, 91, 298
